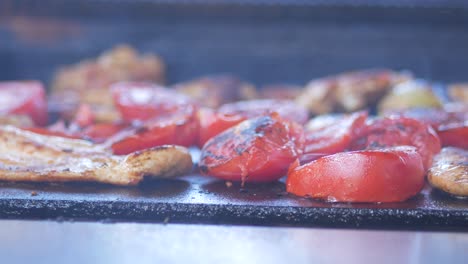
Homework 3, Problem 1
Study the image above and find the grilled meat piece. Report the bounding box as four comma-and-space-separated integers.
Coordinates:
173, 75, 257, 108
428, 147, 468, 197
296, 69, 411, 115
0, 126, 192, 185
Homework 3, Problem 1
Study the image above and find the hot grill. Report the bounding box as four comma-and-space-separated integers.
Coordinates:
0, 0, 467, 230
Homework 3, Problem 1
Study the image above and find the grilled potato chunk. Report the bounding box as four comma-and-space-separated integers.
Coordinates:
428, 147, 468, 197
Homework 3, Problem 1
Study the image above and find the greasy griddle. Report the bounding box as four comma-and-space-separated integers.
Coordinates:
1, 2, 468, 230
0, 174, 467, 230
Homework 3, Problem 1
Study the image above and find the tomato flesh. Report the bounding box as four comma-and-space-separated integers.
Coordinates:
0, 81, 48, 126
197, 108, 246, 147
199, 114, 304, 183
287, 146, 425, 202
73, 104, 95, 128
437, 122, 468, 149
218, 99, 309, 125
302, 111, 367, 162
387, 107, 466, 149
350, 116, 441, 170
110, 108, 199, 155
82, 123, 128, 143
111, 82, 195, 122
198, 100, 308, 147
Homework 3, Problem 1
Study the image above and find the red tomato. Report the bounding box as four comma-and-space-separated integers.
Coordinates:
387, 107, 467, 149
110, 107, 199, 155
111, 82, 195, 122
82, 123, 128, 143
73, 104, 95, 128
387, 107, 466, 130
218, 99, 309, 125
198, 100, 308, 147
437, 122, 468, 149
286, 146, 425, 202
350, 116, 441, 170
302, 111, 367, 162
0, 81, 48, 126
199, 114, 305, 183
197, 108, 246, 147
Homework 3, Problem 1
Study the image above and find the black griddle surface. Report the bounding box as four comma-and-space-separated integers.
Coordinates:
0, 175, 467, 230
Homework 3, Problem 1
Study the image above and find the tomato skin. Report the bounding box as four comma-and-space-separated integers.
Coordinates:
198, 100, 308, 147
350, 116, 441, 170
286, 147, 425, 203
110, 108, 199, 155
197, 108, 246, 147
0, 81, 48, 126
73, 104, 95, 128
199, 114, 304, 183
111, 82, 194, 122
82, 123, 128, 143
387, 107, 467, 149
302, 111, 367, 162
437, 123, 468, 149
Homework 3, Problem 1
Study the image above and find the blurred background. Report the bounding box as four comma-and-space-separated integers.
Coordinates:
1, 0, 468, 86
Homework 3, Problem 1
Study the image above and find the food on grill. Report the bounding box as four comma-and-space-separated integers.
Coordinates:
448, 83, 468, 103
50, 45, 166, 123
198, 99, 308, 146
302, 111, 367, 163
0, 81, 48, 126
107, 82, 199, 154
386, 107, 467, 149
287, 146, 425, 202
109, 112, 199, 155
295, 69, 410, 115
428, 147, 468, 197
2, 48, 467, 202
173, 75, 257, 108
378, 80, 443, 114
111, 81, 196, 122
287, 114, 441, 202
349, 116, 441, 170
0, 126, 193, 185
199, 114, 304, 184
438, 123, 468, 149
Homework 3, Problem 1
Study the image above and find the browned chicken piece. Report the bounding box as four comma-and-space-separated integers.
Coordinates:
448, 83, 468, 103
258, 84, 303, 100
0, 126, 192, 186
296, 69, 411, 115
173, 75, 257, 108
50, 44, 166, 122
428, 147, 468, 197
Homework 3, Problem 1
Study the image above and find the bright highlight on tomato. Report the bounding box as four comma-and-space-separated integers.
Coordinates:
287, 146, 425, 202
0, 81, 48, 126
200, 114, 304, 184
